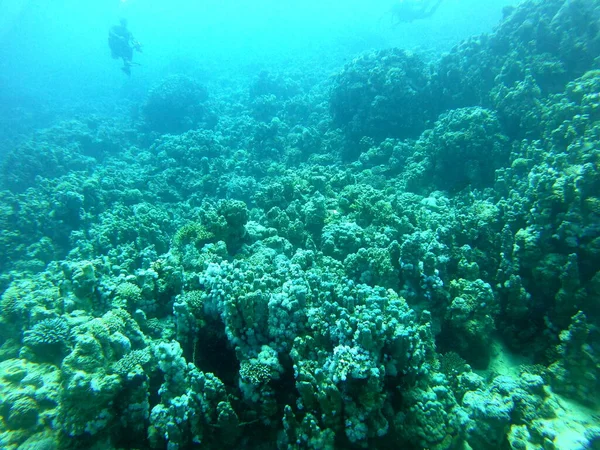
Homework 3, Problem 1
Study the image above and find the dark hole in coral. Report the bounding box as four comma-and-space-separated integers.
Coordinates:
147, 370, 164, 410
272, 352, 297, 413
230, 421, 277, 449
384, 373, 405, 410
111, 374, 151, 448
193, 316, 239, 387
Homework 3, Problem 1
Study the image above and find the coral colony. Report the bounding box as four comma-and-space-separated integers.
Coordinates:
0, 1, 599, 449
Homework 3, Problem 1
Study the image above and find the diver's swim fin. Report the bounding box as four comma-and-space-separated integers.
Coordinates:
121, 62, 141, 76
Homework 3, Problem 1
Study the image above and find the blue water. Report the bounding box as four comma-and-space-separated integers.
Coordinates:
0, 0, 514, 136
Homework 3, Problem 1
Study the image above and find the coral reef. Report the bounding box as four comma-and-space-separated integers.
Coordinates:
142, 74, 214, 134
0, 0, 599, 448
330, 48, 433, 156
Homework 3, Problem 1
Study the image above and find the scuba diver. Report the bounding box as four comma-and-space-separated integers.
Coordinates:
108, 18, 142, 75
389, 0, 444, 24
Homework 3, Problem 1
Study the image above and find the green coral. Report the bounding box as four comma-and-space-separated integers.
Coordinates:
173, 222, 215, 250
6, 396, 39, 430
0, 358, 61, 447
22, 318, 71, 362
438, 352, 468, 378
415, 107, 511, 191
549, 311, 600, 405
443, 278, 498, 368
114, 281, 143, 310
111, 348, 152, 376
330, 48, 434, 147
239, 346, 281, 386
143, 74, 211, 134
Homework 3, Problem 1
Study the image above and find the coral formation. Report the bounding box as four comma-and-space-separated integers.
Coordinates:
0, 0, 599, 448
143, 74, 213, 134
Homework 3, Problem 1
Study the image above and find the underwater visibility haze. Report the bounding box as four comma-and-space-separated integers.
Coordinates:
0, 0, 600, 448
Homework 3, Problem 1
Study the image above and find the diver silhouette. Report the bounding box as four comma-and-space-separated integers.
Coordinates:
389, 0, 444, 24
108, 18, 142, 75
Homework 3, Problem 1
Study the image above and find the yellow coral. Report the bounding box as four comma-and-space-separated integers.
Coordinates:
173, 222, 215, 249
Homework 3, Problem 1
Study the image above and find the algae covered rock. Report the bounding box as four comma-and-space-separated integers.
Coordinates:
432, 0, 600, 110
419, 107, 511, 191
549, 311, 600, 406
143, 74, 213, 134
330, 48, 434, 149
0, 358, 61, 447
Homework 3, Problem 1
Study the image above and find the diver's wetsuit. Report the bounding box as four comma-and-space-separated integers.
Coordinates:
108, 24, 134, 63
